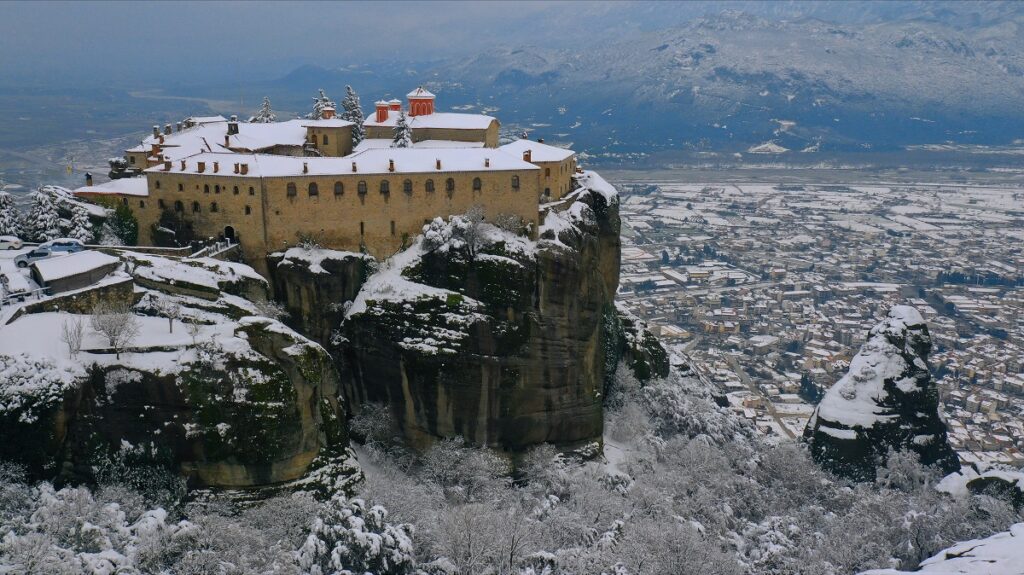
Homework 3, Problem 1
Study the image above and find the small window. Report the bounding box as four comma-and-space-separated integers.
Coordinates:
121, 198, 128, 206
309, 182, 319, 197
310, 134, 318, 145
390, 220, 396, 236
359, 221, 364, 235
204, 184, 210, 194
446, 178, 455, 192
287, 182, 297, 197
192, 201, 201, 213
245, 205, 252, 215
403, 179, 413, 194
129, 156, 136, 165
334, 181, 343, 197
214, 184, 220, 194
178, 183, 184, 192
248, 186, 255, 196
139, 200, 145, 208
545, 167, 551, 177
425, 179, 435, 193
210, 202, 218, 213
174, 201, 183, 212
544, 187, 551, 197
233, 186, 239, 195
511, 175, 520, 189
323, 134, 329, 145
358, 180, 367, 194
472, 177, 482, 191
155, 180, 161, 190
158, 199, 165, 208
380, 180, 390, 194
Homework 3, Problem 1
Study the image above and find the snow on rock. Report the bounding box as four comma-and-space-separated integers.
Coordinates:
574, 170, 619, 204
861, 523, 1024, 575
0, 354, 78, 423
804, 305, 960, 481
271, 246, 369, 275
938, 467, 1024, 507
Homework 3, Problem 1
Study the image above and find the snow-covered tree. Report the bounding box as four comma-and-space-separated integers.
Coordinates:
341, 85, 366, 145
23, 190, 61, 242
66, 205, 93, 243
90, 301, 140, 359
0, 191, 22, 237
392, 111, 412, 148
249, 96, 276, 123
308, 88, 335, 120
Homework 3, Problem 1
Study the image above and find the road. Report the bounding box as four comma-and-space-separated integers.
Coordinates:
724, 353, 796, 440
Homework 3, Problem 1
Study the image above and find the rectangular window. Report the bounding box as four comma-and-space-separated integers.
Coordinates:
129, 156, 136, 164
390, 220, 396, 236
359, 221, 364, 235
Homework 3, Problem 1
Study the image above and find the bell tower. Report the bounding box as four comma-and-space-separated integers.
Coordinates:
407, 86, 436, 117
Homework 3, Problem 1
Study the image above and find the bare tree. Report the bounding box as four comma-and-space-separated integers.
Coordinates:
186, 318, 202, 347
152, 297, 181, 334
60, 315, 86, 358
89, 301, 140, 359
464, 204, 486, 257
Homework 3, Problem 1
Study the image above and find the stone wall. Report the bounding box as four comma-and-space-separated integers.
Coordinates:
6, 276, 136, 324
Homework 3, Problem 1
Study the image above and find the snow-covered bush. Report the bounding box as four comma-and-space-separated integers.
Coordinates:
0, 354, 78, 424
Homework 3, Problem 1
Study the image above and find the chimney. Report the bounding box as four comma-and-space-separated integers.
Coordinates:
180, 160, 186, 171
164, 124, 172, 135
163, 160, 171, 171
213, 161, 219, 173
158, 135, 165, 144
321, 106, 336, 120
234, 163, 239, 174
522, 150, 532, 163
388, 159, 395, 172
375, 101, 389, 123
303, 162, 309, 174
537, 138, 544, 143
436, 159, 441, 170
240, 163, 249, 175
227, 119, 239, 136
225, 135, 231, 147
152, 125, 160, 138
484, 158, 490, 168
176, 122, 182, 132
197, 161, 206, 173
85, 172, 93, 186
388, 99, 401, 111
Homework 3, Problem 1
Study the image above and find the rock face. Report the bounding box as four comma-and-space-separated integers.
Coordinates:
0, 254, 358, 491
271, 172, 622, 453
804, 305, 960, 481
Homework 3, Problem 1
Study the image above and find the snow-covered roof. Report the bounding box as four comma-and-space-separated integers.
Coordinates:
500, 139, 575, 162
73, 177, 149, 197
149, 149, 538, 178
186, 115, 228, 124
134, 119, 318, 162
407, 87, 436, 99
302, 118, 354, 129
32, 251, 119, 283
353, 139, 486, 153
365, 111, 496, 130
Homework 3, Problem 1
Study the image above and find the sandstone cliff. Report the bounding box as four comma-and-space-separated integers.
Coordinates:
270, 171, 623, 453
804, 305, 960, 481
0, 254, 358, 491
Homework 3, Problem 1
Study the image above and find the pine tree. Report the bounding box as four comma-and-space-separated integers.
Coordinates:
24, 190, 61, 242
340, 85, 365, 145
67, 205, 93, 243
308, 88, 336, 120
392, 112, 412, 148
0, 191, 22, 237
249, 96, 276, 123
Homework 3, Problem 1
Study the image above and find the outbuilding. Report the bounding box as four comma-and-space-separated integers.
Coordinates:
30, 251, 121, 295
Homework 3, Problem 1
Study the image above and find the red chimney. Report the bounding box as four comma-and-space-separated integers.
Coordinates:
197, 161, 206, 173
388, 159, 395, 172
322, 106, 336, 120
163, 160, 172, 171
234, 163, 239, 174
375, 101, 389, 123
213, 161, 219, 173
240, 163, 249, 175
522, 150, 532, 163
388, 99, 401, 111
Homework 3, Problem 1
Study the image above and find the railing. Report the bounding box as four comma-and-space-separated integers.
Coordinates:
0, 286, 50, 309
190, 236, 237, 259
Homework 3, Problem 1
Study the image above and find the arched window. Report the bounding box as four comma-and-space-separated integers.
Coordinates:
178, 183, 183, 192
544, 187, 551, 197
308, 182, 319, 197
155, 180, 161, 190
545, 167, 551, 177
245, 205, 252, 215
210, 202, 219, 213
287, 182, 297, 197
323, 134, 329, 145
334, 181, 343, 197
248, 186, 255, 196
204, 184, 210, 194
472, 177, 482, 191
139, 200, 145, 208
174, 201, 183, 212
446, 178, 455, 192
357, 180, 367, 194
310, 134, 318, 145
233, 186, 239, 195
425, 179, 435, 193
511, 175, 520, 189
214, 184, 220, 194
192, 201, 201, 213
380, 180, 390, 194
403, 179, 413, 194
